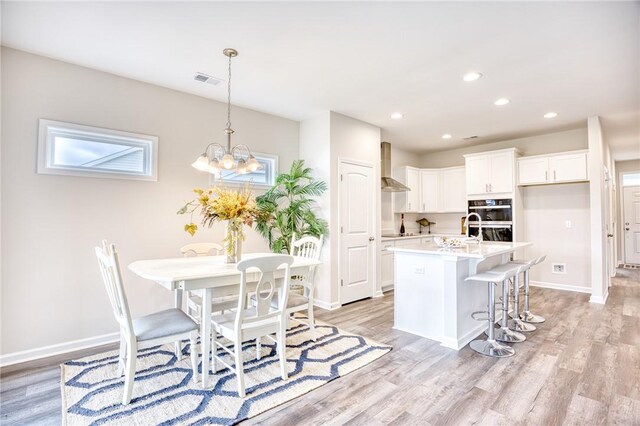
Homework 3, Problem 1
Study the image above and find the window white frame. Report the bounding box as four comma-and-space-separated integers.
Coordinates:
209, 152, 278, 189
37, 119, 158, 181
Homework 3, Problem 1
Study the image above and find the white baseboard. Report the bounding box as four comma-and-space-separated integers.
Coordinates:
0, 332, 119, 368
530, 280, 591, 294
381, 285, 394, 293
314, 299, 341, 311
590, 289, 609, 304
373, 290, 384, 298
440, 322, 487, 351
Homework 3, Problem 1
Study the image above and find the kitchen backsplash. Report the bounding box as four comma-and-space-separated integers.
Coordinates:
387, 212, 466, 236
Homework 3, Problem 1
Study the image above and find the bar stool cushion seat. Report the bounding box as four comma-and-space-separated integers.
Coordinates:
488, 262, 531, 274
466, 267, 519, 283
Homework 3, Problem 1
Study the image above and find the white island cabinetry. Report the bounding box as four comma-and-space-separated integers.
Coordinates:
390, 241, 531, 350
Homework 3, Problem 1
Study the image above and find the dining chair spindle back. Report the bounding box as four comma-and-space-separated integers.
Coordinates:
95, 240, 199, 405
211, 254, 294, 398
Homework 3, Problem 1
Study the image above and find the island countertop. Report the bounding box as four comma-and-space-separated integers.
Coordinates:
388, 241, 531, 259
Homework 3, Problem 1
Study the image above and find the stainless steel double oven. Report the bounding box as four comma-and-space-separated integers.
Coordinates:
467, 198, 513, 242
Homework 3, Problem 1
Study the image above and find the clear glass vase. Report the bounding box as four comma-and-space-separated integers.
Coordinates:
224, 220, 243, 264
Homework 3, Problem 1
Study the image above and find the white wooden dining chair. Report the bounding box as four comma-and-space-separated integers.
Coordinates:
287, 233, 324, 341
180, 242, 238, 320
211, 254, 293, 398
95, 241, 199, 405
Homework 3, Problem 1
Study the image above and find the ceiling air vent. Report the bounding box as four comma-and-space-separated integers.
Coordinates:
193, 73, 223, 86
463, 135, 479, 140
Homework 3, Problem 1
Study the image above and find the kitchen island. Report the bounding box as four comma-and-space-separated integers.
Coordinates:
389, 241, 531, 350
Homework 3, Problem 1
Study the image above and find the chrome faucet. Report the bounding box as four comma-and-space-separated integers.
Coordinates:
465, 212, 483, 242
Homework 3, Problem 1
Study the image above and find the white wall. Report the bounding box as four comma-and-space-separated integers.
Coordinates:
299, 112, 331, 306
616, 159, 640, 263
419, 128, 588, 168
587, 116, 609, 303
299, 111, 381, 307
1, 48, 299, 357
522, 184, 591, 292
329, 112, 381, 302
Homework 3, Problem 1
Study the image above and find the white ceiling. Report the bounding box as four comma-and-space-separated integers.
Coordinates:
2, 1, 639, 159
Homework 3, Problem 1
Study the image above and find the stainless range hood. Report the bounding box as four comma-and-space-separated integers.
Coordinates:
381, 141, 410, 192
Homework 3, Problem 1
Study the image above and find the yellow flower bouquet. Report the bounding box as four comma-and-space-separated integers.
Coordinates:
178, 184, 258, 263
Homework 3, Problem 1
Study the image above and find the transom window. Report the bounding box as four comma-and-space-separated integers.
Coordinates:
37, 119, 158, 181
210, 153, 277, 188
622, 172, 640, 187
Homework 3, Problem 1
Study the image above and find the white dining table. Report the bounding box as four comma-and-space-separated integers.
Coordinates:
128, 252, 321, 388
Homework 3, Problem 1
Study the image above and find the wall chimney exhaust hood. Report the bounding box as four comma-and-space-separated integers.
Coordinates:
381, 141, 410, 192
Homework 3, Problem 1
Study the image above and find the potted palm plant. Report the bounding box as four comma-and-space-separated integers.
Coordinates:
255, 160, 328, 254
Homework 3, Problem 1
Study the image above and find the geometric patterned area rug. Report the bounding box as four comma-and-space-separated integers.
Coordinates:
61, 322, 392, 425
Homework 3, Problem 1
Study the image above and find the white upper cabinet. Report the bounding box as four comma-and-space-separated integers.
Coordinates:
518, 151, 588, 186
420, 170, 439, 212
489, 151, 515, 193
394, 166, 421, 212
440, 167, 466, 212
550, 152, 588, 183
464, 149, 517, 196
394, 166, 466, 213
465, 156, 490, 196
518, 156, 550, 185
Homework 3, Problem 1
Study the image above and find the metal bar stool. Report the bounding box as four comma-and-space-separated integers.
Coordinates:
511, 255, 546, 323
486, 262, 536, 333
466, 263, 525, 358
486, 264, 527, 343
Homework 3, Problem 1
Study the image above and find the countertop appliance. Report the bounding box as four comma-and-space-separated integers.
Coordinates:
467, 198, 513, 242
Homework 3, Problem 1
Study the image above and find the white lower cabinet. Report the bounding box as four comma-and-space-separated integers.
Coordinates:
381, 241, 395, 290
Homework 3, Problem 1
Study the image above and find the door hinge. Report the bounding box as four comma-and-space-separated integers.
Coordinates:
341, 226, 343, 233
341, 174, 343, 181
341, 279, 344, 287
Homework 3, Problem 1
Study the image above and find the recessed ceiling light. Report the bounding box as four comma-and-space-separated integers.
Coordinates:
494, 98, 510, 106
391, 112, 404, 119
463, 72, 482, 82
442, 134, 452, 139
544, 112, 558, 119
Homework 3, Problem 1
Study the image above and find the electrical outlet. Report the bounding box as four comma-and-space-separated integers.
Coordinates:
565, 220, 572, 228
552, 263, 566, 274
414, 266, 425, 274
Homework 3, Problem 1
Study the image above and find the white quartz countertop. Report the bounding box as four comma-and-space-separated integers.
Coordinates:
381, 233, 465, 242
389, 241, 531, 259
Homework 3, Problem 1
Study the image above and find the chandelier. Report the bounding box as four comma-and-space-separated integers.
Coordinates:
192, 48, 261, 175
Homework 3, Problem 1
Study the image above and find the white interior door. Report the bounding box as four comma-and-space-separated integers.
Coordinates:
340, 160, 375, 304
623, 186, 640, 264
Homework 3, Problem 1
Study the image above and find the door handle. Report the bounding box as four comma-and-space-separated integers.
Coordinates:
553, 170, 557, 181
545, 171, 548, 181
626, 228, 630, 231
607, 234, 614, 237
369, 237, 375, 242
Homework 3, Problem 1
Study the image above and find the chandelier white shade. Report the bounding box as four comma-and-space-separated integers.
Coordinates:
192, 48, 261, 176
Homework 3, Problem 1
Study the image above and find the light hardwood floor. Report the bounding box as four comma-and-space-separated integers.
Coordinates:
2, 269, 639, 425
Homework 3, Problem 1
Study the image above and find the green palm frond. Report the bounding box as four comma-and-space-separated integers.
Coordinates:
254, 159, 328, 253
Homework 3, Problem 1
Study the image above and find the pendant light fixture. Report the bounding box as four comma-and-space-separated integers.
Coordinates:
192, 48, 261, 176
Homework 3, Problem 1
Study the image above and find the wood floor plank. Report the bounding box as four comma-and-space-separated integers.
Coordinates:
2, 268, 639, 425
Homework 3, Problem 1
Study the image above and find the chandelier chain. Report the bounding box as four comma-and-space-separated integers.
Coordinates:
226, 52, 232, 130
